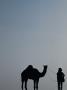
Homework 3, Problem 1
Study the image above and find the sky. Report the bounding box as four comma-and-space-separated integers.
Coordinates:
0, 0, 67, 90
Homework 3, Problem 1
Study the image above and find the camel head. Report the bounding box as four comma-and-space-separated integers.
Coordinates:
43, 65, 48, 70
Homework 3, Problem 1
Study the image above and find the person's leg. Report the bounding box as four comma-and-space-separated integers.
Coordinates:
60, 82, 63, 90
58, 82, 60, 90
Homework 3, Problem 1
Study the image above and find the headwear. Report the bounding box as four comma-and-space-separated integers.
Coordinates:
58, 68, 62, 71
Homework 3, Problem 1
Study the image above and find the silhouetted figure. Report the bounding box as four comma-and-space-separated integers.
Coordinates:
21, 65, 47, 90
57, 68, 65, 90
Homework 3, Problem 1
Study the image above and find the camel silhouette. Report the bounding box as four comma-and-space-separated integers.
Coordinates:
21, 65, 47, 90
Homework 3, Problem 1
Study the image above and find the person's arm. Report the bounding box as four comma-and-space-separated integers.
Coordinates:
62, 72, 65, 77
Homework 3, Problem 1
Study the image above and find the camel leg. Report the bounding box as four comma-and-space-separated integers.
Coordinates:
25, 80, 27, 90
36, 81, 38, 90
21, 80, 23, 90
34, 80, 36, 90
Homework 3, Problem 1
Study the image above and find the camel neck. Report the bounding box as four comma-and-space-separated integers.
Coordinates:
39, 68, 46, 78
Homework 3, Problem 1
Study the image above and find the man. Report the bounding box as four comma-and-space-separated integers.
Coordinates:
57, 68, 65, 90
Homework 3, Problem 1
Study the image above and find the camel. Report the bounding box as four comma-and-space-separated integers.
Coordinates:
21, 65, 48, 90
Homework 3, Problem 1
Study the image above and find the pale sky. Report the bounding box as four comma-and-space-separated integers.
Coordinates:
0, 0, 67, 90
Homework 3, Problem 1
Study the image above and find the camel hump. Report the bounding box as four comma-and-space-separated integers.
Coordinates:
28, 65, 33, 68
26, 65, 33, 71
21, 65, 33, 76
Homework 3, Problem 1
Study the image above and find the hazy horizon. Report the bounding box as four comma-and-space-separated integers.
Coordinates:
0, 0, 67, 90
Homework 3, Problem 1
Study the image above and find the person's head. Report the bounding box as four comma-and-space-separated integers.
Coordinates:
58, 68, 62, 72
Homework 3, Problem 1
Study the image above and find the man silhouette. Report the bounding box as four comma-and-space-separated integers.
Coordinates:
57, 68, 65, 90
